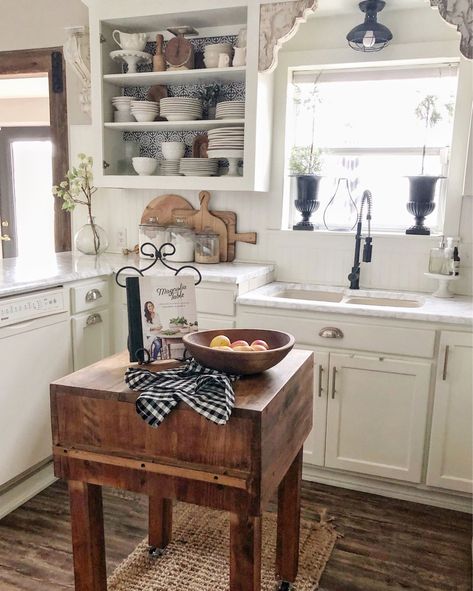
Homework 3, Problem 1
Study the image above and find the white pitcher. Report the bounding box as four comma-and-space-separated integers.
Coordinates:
112, 30, 147, 52
233, 46, 246, 67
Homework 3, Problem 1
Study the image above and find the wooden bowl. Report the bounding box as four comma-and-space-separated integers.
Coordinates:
182, 329, 295, 375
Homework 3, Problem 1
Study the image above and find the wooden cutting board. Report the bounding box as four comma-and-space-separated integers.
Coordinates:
173, 203, 257, 262
140, 194, 194, 225
176, 191, 228, 262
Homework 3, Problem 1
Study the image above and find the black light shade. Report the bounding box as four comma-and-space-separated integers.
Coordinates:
347, 0, 393, 52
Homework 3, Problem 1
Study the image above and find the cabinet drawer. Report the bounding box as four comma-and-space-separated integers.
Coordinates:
239, 311, 436, 358
196, 287, 235, 316
71, 280, 110, 314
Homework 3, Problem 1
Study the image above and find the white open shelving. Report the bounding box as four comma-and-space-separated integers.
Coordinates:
104, 119, 245, 132
103, 66, 246, 87
89, 0, 273, 191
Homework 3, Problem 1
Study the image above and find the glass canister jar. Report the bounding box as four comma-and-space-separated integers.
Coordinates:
195, 228, 220, 264
138, 217, 168, 259
167, 217, 195, 262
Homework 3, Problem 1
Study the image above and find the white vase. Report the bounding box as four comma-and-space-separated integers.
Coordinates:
233, 46, 246, 67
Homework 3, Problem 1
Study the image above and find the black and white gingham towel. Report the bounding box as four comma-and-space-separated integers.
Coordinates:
125, 359, 237, 427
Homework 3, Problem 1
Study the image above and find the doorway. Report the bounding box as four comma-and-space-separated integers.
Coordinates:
0, 48, 70, 258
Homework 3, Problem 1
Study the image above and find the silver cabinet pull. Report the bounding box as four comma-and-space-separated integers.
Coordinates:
331, 366, 337, 399
318, 365, 324, 397
442, 345, 450, 381
86, 313, 102, 326
319, 327, 344, 339
85, 288, 102, 303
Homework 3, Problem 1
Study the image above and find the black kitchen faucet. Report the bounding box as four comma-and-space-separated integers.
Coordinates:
348, 190, 373, 290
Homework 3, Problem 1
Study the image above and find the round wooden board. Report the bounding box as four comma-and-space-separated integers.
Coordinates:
141, 194, 194, 225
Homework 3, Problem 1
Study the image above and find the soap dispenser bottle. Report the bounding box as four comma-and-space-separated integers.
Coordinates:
428, 236, 445, 274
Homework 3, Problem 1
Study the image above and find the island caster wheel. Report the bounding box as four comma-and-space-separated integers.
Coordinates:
148, 545, 164, 559
277, 582, 294, 591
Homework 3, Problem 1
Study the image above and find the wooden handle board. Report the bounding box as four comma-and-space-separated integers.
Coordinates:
141, 194, 194, 225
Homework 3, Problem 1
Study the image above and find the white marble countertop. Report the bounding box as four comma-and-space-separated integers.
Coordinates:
237, 282, 473, 326
0, 252, 275, 298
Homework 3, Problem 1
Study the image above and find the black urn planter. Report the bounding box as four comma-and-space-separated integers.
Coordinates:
292, 174, 322, 231
405, 175, 444, 235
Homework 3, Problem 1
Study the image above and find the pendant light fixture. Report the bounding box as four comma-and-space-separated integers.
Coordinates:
346, 0, 393, 52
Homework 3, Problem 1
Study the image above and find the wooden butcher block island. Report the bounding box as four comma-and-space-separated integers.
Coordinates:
50, 349, 314, 591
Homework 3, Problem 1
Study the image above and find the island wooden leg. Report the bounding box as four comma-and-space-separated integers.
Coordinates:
68, 480, 107, 591
149, 496, 173, 552
276, 447, 303, 585
230, 512, 262, 591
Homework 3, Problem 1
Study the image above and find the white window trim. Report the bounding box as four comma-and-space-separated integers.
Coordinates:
268, 42, 472, 239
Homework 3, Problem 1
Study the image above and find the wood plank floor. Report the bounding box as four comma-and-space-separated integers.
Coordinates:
0, 479, 470, 590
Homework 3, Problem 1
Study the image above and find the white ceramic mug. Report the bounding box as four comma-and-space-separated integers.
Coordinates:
112, 30, 147, 52
218, 53, 231, 68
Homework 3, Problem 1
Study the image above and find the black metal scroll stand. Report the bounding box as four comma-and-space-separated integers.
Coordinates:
115, 242, 202, 365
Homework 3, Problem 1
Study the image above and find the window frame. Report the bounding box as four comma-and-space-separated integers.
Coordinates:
273, 49, 472, 238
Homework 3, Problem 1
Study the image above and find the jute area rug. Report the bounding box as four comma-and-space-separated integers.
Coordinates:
108, 502, 338, 591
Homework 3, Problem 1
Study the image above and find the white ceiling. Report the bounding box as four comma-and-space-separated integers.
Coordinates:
315, 0, 429, 17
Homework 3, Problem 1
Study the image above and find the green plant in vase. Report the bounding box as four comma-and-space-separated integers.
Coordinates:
199, 83, 222, 119
53, 153, 108, 254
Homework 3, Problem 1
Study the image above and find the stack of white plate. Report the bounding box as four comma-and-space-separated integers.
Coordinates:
159, 160, 180, 176
112, 96, 132, 112
207, 127, 244, 158
179, 158, 218, 177
216, 101, 245, 120
160, 98, 202, 122
131, 100, 159, 122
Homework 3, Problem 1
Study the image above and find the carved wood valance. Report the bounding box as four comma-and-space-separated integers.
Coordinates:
259, 0, 318, 72
430, 0, 472, 59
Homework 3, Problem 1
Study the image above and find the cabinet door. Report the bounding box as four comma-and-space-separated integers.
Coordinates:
427, 332, 473, 493
299, 349, 329, 467
325, 354, 431, 482
72, 309, 111, 370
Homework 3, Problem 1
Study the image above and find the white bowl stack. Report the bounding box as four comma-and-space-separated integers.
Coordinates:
216, 101, 245, 120
179, 158, 218, 177
112, 96, 134, 122
160, 98, 202, 121
207, 126, 245, 157
204, 43, 233, 69
131, 100, 159, 122
159, 160, 180, 176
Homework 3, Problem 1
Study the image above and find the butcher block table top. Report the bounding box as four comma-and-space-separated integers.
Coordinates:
51, 349, 314, 591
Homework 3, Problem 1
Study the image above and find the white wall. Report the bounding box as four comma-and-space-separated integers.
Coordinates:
0, 0, 89, 125
8, 1, 469, 295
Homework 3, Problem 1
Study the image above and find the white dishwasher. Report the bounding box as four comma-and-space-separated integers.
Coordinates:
0, 288, 72, 489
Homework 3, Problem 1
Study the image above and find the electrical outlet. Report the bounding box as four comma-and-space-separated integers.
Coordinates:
116, 227, 127, 249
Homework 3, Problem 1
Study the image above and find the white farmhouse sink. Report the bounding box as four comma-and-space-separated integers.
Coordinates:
345, 296, 422, 308
276, 289, 344, 303
272, 286, 424, 309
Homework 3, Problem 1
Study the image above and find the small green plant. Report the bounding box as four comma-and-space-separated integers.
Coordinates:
199, 84, 222, 109
169, 316, 188, 326
289, 146, 322, 175
415, 95, 442, 175
52, 154, 102, 254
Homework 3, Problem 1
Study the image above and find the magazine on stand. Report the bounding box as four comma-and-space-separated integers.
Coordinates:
126, 275, 198, 363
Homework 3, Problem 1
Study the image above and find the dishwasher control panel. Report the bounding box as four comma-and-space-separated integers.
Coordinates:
0, 288, 67, 329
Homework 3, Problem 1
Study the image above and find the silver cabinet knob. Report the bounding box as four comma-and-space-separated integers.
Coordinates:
86, 313, 102, 326
319, 327, 344, 339
85, 288, 102, 302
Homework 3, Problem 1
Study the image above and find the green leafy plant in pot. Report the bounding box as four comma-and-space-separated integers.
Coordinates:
406, 95, 446, 235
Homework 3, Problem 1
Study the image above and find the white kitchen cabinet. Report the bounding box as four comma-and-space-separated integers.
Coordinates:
426, 331, 473, 493
71, 308, 111, 370
325, 353, 432, 483
85, 0, 274, 191
70, 279, 111, 370
300, 349, 329, 467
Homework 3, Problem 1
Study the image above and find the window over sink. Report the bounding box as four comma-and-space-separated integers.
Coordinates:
285, 63, 459, 232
